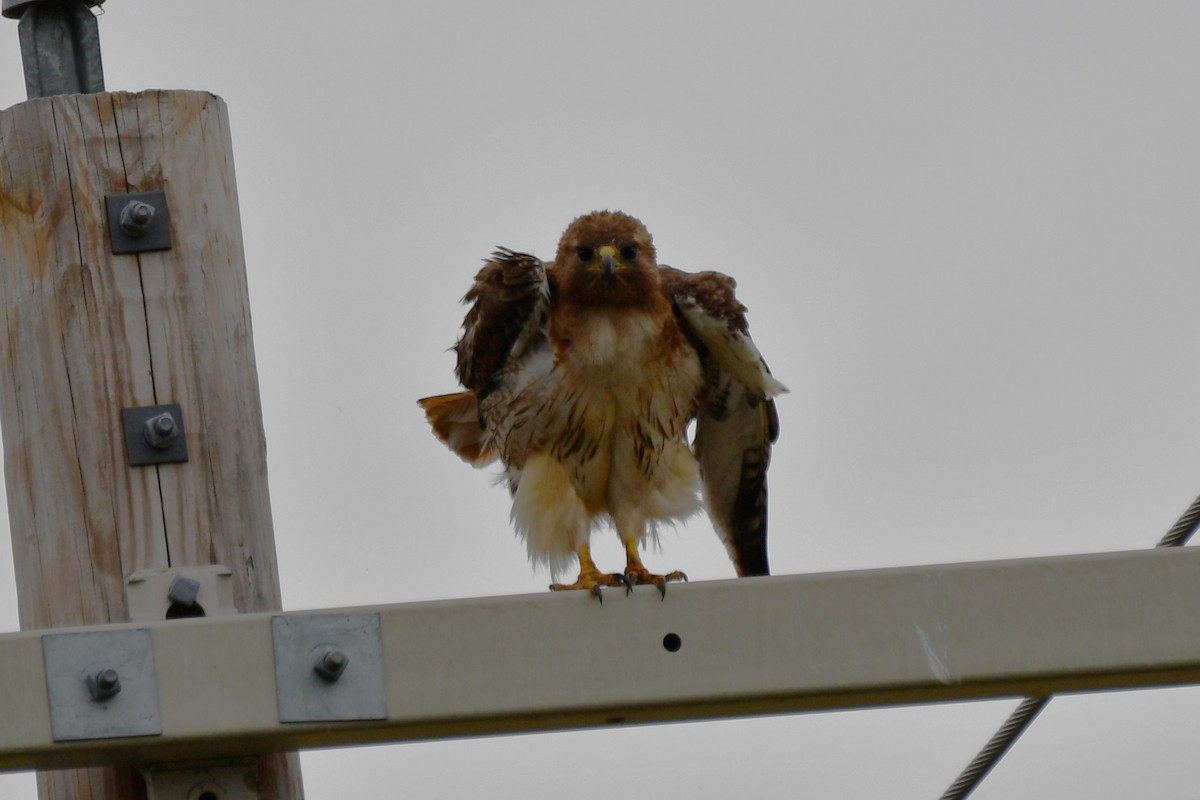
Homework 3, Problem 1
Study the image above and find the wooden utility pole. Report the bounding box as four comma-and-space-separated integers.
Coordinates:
0, 10, 304, 796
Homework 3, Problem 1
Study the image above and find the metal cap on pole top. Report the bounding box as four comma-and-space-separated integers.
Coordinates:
3, 0, 105, 98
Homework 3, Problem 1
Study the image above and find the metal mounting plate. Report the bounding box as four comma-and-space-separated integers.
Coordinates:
272, 613, 387, 723
122, 403, 188, 466
106, 190, 172, 254
42, 628, 162, 742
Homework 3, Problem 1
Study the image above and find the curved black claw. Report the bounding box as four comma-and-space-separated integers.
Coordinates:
622, 569, 688, 600
549, 572, 627, 603
657, 570, 688, 600
596, 574, 630, 603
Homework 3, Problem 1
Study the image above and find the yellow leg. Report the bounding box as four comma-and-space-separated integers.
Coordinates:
623, 539, 687, 599
549, 543, 626, 602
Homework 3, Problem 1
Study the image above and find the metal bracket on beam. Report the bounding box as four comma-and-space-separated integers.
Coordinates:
106, 190, 173, 255
122, 403, 188, 466
271, 613, 387, 723
42, 628, 162, 742
141, 761, 260, 800
126, 565, 238, 622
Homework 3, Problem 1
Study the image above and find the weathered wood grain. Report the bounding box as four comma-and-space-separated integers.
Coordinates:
0, 91, 302, 800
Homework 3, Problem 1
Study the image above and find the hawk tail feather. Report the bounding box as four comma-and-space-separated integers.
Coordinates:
417, 392, 495, 465
726, 443, 771, 577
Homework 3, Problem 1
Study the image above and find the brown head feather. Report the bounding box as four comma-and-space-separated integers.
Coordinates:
550, 211, 664, 310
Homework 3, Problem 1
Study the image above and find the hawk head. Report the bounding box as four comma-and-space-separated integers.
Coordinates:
553, 210, 662, 308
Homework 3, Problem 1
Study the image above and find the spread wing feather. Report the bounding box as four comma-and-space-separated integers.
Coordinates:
419, 249, 548, 464
660, 266, 786, 577
455, 248, 550, 398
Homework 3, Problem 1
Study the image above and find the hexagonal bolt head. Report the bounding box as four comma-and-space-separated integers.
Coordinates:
143, 412, 179, 450
119, 200, 156, 237
313, 648, 349, 683
86, 668, 122, 702
166, 573, 201, 607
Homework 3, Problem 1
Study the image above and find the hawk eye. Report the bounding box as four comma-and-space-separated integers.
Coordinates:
576, 246, 595, 262
620, 244, 638, 261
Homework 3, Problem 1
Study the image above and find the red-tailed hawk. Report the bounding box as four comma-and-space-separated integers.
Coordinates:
419, 211, 785, 598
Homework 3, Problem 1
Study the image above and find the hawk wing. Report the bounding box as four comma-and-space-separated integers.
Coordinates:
660, 266, 786, 577
455, 248, 551, 396
418, 248, 549, 464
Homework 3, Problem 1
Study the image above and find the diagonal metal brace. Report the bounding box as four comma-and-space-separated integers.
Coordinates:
3, 0, 105, 99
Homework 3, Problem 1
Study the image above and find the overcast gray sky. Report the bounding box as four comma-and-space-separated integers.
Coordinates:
2, 1, 1199, 797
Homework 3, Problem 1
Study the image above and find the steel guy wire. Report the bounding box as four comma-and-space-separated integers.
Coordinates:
939, 489, 1200, 800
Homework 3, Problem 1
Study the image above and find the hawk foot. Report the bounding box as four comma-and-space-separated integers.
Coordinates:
550, 571, 627, 603
623, 567, 688, 599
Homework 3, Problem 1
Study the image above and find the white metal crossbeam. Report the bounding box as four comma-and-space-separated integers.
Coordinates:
2, 547, 1199, 773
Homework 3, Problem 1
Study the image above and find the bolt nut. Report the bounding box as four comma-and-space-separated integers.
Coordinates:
143, 412, 179, 450
87, 668, 121, 701
167, 573, 201, 607
313, 648, 349, 683
119, 200, 156, 237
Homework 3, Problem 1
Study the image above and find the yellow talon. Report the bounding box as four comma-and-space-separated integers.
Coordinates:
549, 544, 625, 601
622, 540, 687, 599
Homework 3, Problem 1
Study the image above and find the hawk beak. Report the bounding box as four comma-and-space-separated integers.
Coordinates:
598, 245, 621, 276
